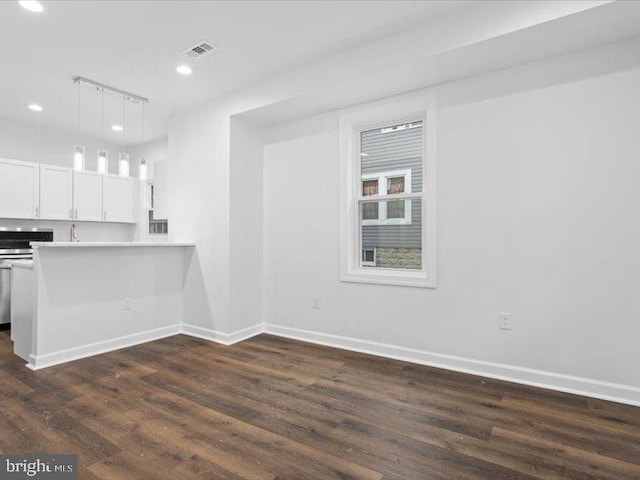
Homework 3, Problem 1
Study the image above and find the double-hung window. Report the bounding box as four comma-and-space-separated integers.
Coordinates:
339, 97, 436, 287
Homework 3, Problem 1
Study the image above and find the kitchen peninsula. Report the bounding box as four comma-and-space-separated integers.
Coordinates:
12, 241, 194, 369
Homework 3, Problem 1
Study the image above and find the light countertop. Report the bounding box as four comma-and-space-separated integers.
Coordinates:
30, 242, 195, 248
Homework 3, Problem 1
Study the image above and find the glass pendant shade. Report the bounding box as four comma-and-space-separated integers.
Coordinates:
118, 153, 130, 177
138, 158, 147, 181
97, 149, 109, 174
73, 145, 85, 171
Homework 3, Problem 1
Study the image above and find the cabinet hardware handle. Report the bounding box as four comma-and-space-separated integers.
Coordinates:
103, 211, 106, 221
35, 206, 39, 217
75, 209, 78, 219
70, 209, 73, 219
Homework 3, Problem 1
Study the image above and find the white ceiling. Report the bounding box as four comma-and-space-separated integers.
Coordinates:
240, 0, 640, 126
0, 0, 472, 145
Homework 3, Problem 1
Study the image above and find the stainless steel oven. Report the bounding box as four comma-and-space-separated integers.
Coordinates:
0, 228, 53, 324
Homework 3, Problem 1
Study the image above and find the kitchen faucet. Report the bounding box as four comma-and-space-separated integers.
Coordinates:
70, 224, 79, 242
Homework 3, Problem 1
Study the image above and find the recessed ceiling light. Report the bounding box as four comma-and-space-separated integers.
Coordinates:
111, 124, 123, 132
28, 103, 43, 112
18, 1, 44, 13
176, 65, 192, 75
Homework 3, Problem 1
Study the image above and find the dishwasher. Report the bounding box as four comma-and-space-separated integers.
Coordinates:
0, 228, 53, 324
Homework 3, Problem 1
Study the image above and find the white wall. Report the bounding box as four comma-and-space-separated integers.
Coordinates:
164, 11, 640, 403
126, 137, 169, 242
169, 104, 269, 337
230, 118, 264, 331
127, 137, 168, 179
0, 119, 135, 241
169, 104, 231, 332
262, 63, 640, 399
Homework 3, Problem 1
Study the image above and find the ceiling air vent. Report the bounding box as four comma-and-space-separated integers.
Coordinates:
183, 40, 217, 59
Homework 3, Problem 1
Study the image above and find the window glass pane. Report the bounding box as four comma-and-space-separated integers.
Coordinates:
362, 249, 375, 265
362, 203, 378, 220
387, 200, 405, 219
387, 176, 405, 194
149, 209, 169, 235
362, 179, 378, 196
360, 198, 422, 270
362, 179, 379, 219
360, 120, 423, 193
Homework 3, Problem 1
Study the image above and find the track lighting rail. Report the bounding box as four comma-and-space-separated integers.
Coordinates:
73, 76, 149, 104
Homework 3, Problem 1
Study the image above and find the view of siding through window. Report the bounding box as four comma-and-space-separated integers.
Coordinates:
149, 184, 168, 235
360, 120, 422, 269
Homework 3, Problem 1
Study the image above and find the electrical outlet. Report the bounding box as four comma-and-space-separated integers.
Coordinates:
499, 312, 512, 330
124, 297, 132, 310
312, 295, 321, 309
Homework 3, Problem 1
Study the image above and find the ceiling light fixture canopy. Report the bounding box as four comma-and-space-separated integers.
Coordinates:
18, 1, 43, 13
73, 77, 149, 104
111, 124, 123, 132
176, 65, 192, 75
28, 103, 43, 112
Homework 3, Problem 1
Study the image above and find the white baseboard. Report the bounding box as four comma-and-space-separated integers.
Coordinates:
25, 320, 640, 407
262, 323, 640, 407
25, 323, 264, 370
181, 323, 265, 346
27, 325, 182, 370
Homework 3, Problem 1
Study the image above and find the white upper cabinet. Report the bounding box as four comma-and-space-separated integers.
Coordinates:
73, 171, 103, 221
0, 159, 137, 224
39, 165, 73, 220
102, 175, 135, 223
0, 158, 40, 219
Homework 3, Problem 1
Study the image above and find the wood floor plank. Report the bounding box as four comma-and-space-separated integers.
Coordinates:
0, 331, 638, 479
491, 427, 640, 480
141, 389, 383, 480
329, 418, 539, 480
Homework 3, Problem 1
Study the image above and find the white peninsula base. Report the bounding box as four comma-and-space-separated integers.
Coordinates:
13, 242, 195, 369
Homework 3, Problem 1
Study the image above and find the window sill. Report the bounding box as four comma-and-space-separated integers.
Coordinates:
362, 217, 413, 226
340, 267, 435, 288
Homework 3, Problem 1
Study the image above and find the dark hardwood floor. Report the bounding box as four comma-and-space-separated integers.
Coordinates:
0, 328, 639, 479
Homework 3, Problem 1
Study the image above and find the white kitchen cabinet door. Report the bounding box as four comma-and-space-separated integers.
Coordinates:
102, 175, 135, 223
73, 171, 103, 221
39, 165, 73, 220
0, 158, 40, 219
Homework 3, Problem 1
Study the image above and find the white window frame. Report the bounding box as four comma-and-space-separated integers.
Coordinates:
146, 180, 168, 236
339, 96, 436, 288
362, 247, 377, 267
361, 168, 412, 226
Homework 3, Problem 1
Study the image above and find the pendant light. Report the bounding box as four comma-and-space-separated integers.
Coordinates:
118, 96, 130, 177
119, 152, 130, 177
73, 82, 85, 171
97, 88, 109, 174
138, 103, 148, 181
